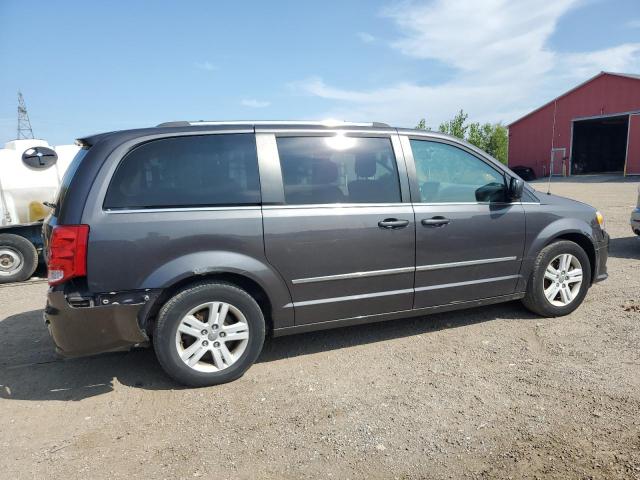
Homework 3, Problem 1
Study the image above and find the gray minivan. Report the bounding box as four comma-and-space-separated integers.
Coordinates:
44, 121, 609, 386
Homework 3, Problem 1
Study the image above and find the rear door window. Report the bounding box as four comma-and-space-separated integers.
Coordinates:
104, 134, 260, 209
276, 136, 401, 204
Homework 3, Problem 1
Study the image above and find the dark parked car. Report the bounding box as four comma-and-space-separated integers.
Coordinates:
43, 121, 609, 386
510, 165, 537, 181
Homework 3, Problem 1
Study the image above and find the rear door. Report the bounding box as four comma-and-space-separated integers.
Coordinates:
259, 129, 415, 325
401, 135, 525, 309
84, 132, 266, 294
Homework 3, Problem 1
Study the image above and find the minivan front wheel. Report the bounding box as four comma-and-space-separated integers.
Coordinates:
154, 281, 265, 387
522, 240, 591, 317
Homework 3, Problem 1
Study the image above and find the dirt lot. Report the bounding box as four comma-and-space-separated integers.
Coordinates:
1, 178, 639, 480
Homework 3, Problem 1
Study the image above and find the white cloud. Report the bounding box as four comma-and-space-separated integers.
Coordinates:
195, 61, 216, 71
562, 43, 640, 80
241, 98, 271, 108
357, 32, 375, 43
383, 0, 577, 79
290, 76, 526, 127
290, 0, 640, 127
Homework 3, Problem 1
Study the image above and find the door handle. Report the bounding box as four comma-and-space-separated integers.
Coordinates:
422, 216, 450, 227
378, 218, 410, 229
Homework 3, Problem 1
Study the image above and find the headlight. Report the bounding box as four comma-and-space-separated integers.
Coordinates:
596, 211, 605, 230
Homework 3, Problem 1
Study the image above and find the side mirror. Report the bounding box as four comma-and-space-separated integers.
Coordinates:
22, 146, 58, 169
508, 177, 524, 201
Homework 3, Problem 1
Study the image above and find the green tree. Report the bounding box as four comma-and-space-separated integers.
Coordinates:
438, 109, 468, 139
426, 109, 509, 165
485, 123, 508, 165
415, 118, 430, 130
467, 122, 491, 151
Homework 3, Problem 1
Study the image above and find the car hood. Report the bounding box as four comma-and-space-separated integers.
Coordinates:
532, 191, 600, 229
538, 192, 595, 211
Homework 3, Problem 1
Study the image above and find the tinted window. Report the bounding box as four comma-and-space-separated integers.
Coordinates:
104, 134, 260, 209
410, 140, 506, 203
54, 148, 88, 216
276, 136, 401, 204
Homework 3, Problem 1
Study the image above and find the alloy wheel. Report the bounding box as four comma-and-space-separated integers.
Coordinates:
175, 301, 250, 373
543, 253, 583, 307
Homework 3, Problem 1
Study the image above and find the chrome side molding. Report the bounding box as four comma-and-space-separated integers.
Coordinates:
415, 256, 517, 272
291, 257, 517, 284
292, 266, 414, 285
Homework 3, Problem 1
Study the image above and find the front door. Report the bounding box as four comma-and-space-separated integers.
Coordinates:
260, 132, 415, 325
402, 136, 525, 309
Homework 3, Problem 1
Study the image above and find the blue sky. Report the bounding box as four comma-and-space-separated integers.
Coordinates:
1, 0, 639, 145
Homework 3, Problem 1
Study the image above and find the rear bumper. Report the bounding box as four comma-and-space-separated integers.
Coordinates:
593, 230, 609, 283
44, 289, 153, 357
631, 208, 640, 235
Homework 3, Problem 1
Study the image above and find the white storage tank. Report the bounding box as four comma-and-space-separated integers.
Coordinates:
0, 139, 80, 226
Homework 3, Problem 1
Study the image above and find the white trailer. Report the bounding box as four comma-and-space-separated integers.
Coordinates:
0, 139, 80, 283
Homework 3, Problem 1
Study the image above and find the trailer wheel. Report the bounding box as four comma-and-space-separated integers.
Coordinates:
0, 234, 38, 283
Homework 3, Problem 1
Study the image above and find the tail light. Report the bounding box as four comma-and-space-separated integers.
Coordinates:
47, 225, 89, 286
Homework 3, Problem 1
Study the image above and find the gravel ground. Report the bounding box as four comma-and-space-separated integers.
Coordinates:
1, 178, 639, 480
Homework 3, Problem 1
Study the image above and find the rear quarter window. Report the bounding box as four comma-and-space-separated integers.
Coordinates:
54, 147, 89, 216
103, 134, 260, 209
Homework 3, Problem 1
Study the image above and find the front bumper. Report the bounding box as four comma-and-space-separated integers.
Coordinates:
631, 208, 640, 236
593, 230, 609, 283
44, 288, 154, 357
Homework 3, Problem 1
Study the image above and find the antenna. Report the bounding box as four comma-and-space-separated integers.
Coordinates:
17, 91, 35, 139
547, 99, 558, 196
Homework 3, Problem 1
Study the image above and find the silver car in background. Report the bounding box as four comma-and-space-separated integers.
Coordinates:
632, 185, 640, 236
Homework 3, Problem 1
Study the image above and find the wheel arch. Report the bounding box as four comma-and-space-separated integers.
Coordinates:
142, 271, 276, 336
137, 250, 293, 331
520, 219, 598, 291
548, 232, 596, 284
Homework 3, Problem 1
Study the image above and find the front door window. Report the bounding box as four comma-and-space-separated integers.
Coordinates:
410, 139, 506, 203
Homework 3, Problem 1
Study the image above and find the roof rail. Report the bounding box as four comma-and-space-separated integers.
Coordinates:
156, 120, 390, 128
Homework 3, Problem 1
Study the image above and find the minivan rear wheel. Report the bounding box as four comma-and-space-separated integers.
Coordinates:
154, 281, 265, 387
522, 240, 591, 317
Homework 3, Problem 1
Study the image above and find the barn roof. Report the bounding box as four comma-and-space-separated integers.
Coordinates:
607, 72, 640, 80
508, 71, 640, 127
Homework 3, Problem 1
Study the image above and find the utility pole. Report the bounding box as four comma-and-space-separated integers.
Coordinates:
17, 91, 35, 139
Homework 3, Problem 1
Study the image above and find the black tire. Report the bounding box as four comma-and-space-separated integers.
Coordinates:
0, 233, 38, 284
521, 240, 591, 317
153, 281, 265, 387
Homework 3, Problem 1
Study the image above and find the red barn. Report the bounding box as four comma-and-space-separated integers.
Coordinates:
508, 72, 640, 177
